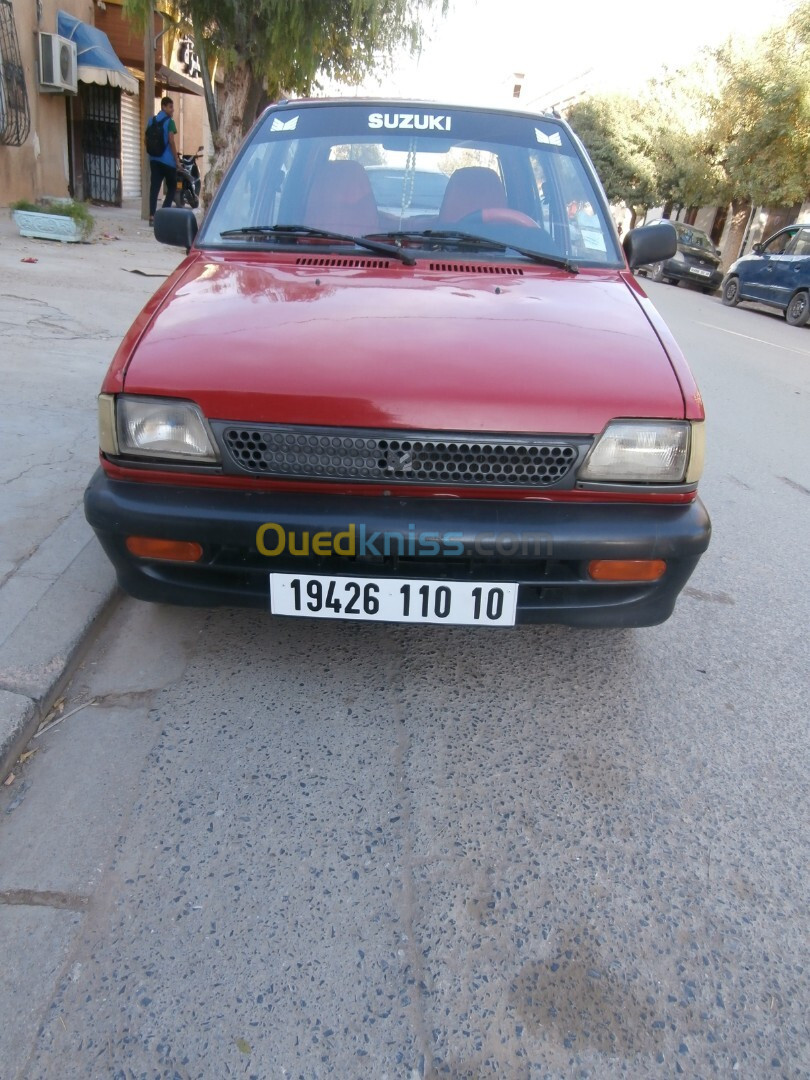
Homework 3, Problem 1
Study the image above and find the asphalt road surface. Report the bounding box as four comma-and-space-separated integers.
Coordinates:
1, 280, 808, 1080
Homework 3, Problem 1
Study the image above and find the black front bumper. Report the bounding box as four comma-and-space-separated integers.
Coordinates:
664, 260, 724, 290
84, 470, 711, 627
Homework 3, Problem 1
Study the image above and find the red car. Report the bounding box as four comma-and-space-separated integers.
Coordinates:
85, 100, 710, 628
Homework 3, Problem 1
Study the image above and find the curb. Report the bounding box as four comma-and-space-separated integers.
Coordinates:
0, 522, 119, 781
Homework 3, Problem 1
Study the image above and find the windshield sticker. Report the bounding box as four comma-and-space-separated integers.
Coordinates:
368, 112, 452, 132
535, 127, 562, 146
271, 115, 299, 132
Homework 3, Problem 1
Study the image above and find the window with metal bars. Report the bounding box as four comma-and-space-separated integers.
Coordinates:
0, 0, 30, 147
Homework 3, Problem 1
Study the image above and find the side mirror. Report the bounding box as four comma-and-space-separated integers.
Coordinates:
623, 222, 677, 269
715, 247, 722, 257
752, 242, 762, 254
154, 207, 198, 251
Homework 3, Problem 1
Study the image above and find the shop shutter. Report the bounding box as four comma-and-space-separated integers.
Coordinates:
120, 88, 141, 200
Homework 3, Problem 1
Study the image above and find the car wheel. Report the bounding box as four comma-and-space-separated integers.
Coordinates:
721, 276, 740, 306
651, 262, 667, 283
785, 290, 810, 327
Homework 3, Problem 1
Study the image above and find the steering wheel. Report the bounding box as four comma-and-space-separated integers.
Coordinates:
455, 208, 541, 229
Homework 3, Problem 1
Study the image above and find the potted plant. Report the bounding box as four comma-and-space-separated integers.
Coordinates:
11, 199, 94, 243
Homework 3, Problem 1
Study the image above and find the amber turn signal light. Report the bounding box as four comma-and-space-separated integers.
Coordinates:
125, 537, 203, 562
588, 559, 666, 582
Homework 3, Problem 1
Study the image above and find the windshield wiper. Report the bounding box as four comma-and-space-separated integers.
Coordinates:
217, 224, 416, 265
370, 229, 578, 273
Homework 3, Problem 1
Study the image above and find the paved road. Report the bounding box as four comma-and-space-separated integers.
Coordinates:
1, 281, 808, 1079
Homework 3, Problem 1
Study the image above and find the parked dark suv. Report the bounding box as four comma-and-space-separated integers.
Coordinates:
722, 225, 810, 327
638, 220, 723, 293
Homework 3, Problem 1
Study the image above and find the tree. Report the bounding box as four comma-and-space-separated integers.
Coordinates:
126, 0, 445, 199
567, 3, 810, 257
704, 2, 810, 264
710, 4, 810, 207
641, 66, 725, 216
566, 95, 659, 228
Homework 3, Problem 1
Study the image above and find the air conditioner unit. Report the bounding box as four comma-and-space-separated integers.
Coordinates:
38, 34, 78, 94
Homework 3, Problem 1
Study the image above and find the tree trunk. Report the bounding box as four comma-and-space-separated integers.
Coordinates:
192, 14, 218, 140
201, 61, 264, 206
662, 201, 673, 219
629, 208, 638, 230
721, 199, 752, 273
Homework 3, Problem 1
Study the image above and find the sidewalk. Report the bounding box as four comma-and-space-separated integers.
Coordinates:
0, 203, 184, 777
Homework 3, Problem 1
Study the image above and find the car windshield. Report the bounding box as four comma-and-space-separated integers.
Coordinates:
199, 103, 622, 267
675, 225, 714, 253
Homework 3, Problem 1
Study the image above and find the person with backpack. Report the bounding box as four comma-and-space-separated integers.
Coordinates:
145, 96, 180, 225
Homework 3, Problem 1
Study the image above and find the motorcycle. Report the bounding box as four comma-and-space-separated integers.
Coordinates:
175, 146, 204, 209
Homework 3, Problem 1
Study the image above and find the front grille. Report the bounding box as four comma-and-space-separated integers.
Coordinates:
215, 424, 583, 487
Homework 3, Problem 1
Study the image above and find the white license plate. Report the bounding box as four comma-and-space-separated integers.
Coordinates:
270, 573, 517, 626
690, 267, 711, 277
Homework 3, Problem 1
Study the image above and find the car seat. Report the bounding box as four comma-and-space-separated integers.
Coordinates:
438, 167, 508, 225
302, 160, 380, 236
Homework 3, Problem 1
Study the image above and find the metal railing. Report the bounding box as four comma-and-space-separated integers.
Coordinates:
0, 0, 31, 147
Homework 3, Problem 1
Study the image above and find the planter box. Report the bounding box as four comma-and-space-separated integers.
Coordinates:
12, 210, 86, 243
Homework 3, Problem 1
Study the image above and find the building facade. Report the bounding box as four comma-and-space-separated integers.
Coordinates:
1, 0, 96, 203
0, 0, 207, 208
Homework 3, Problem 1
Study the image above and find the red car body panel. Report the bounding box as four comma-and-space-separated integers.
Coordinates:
622, 271, 704, 419
107, 251, 693, 434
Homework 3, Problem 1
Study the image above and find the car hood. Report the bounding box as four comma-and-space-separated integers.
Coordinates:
121, 253, 686, 433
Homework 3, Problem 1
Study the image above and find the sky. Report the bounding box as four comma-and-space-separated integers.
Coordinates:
322, 0, 801, 109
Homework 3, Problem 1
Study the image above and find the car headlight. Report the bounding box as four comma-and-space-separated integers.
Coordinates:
100, 395, 219, 463
579, 420, 700, 484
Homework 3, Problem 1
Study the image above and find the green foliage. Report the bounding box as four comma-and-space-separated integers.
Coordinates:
708, 2, 810, 206
127, 0, 439, 99
566, 95, 658, 213
567, 1, 810, 214
126, 0, 444, 191
640, 68, 725, 210
11, 199, 95, 237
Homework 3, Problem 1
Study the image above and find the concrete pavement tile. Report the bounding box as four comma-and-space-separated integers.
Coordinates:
0, 904, 85, 1080
0, 507, 95, 647
0, 705, 161, 896
69, 599, 203, 701
0, 536, 116, 702
0, 688, 36, 780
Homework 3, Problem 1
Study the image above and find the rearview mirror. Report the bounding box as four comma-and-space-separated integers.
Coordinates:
623, 222, 677, 269
154, 207, 198, 252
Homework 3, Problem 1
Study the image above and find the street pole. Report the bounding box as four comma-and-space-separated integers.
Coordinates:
140, 9, 156, 221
